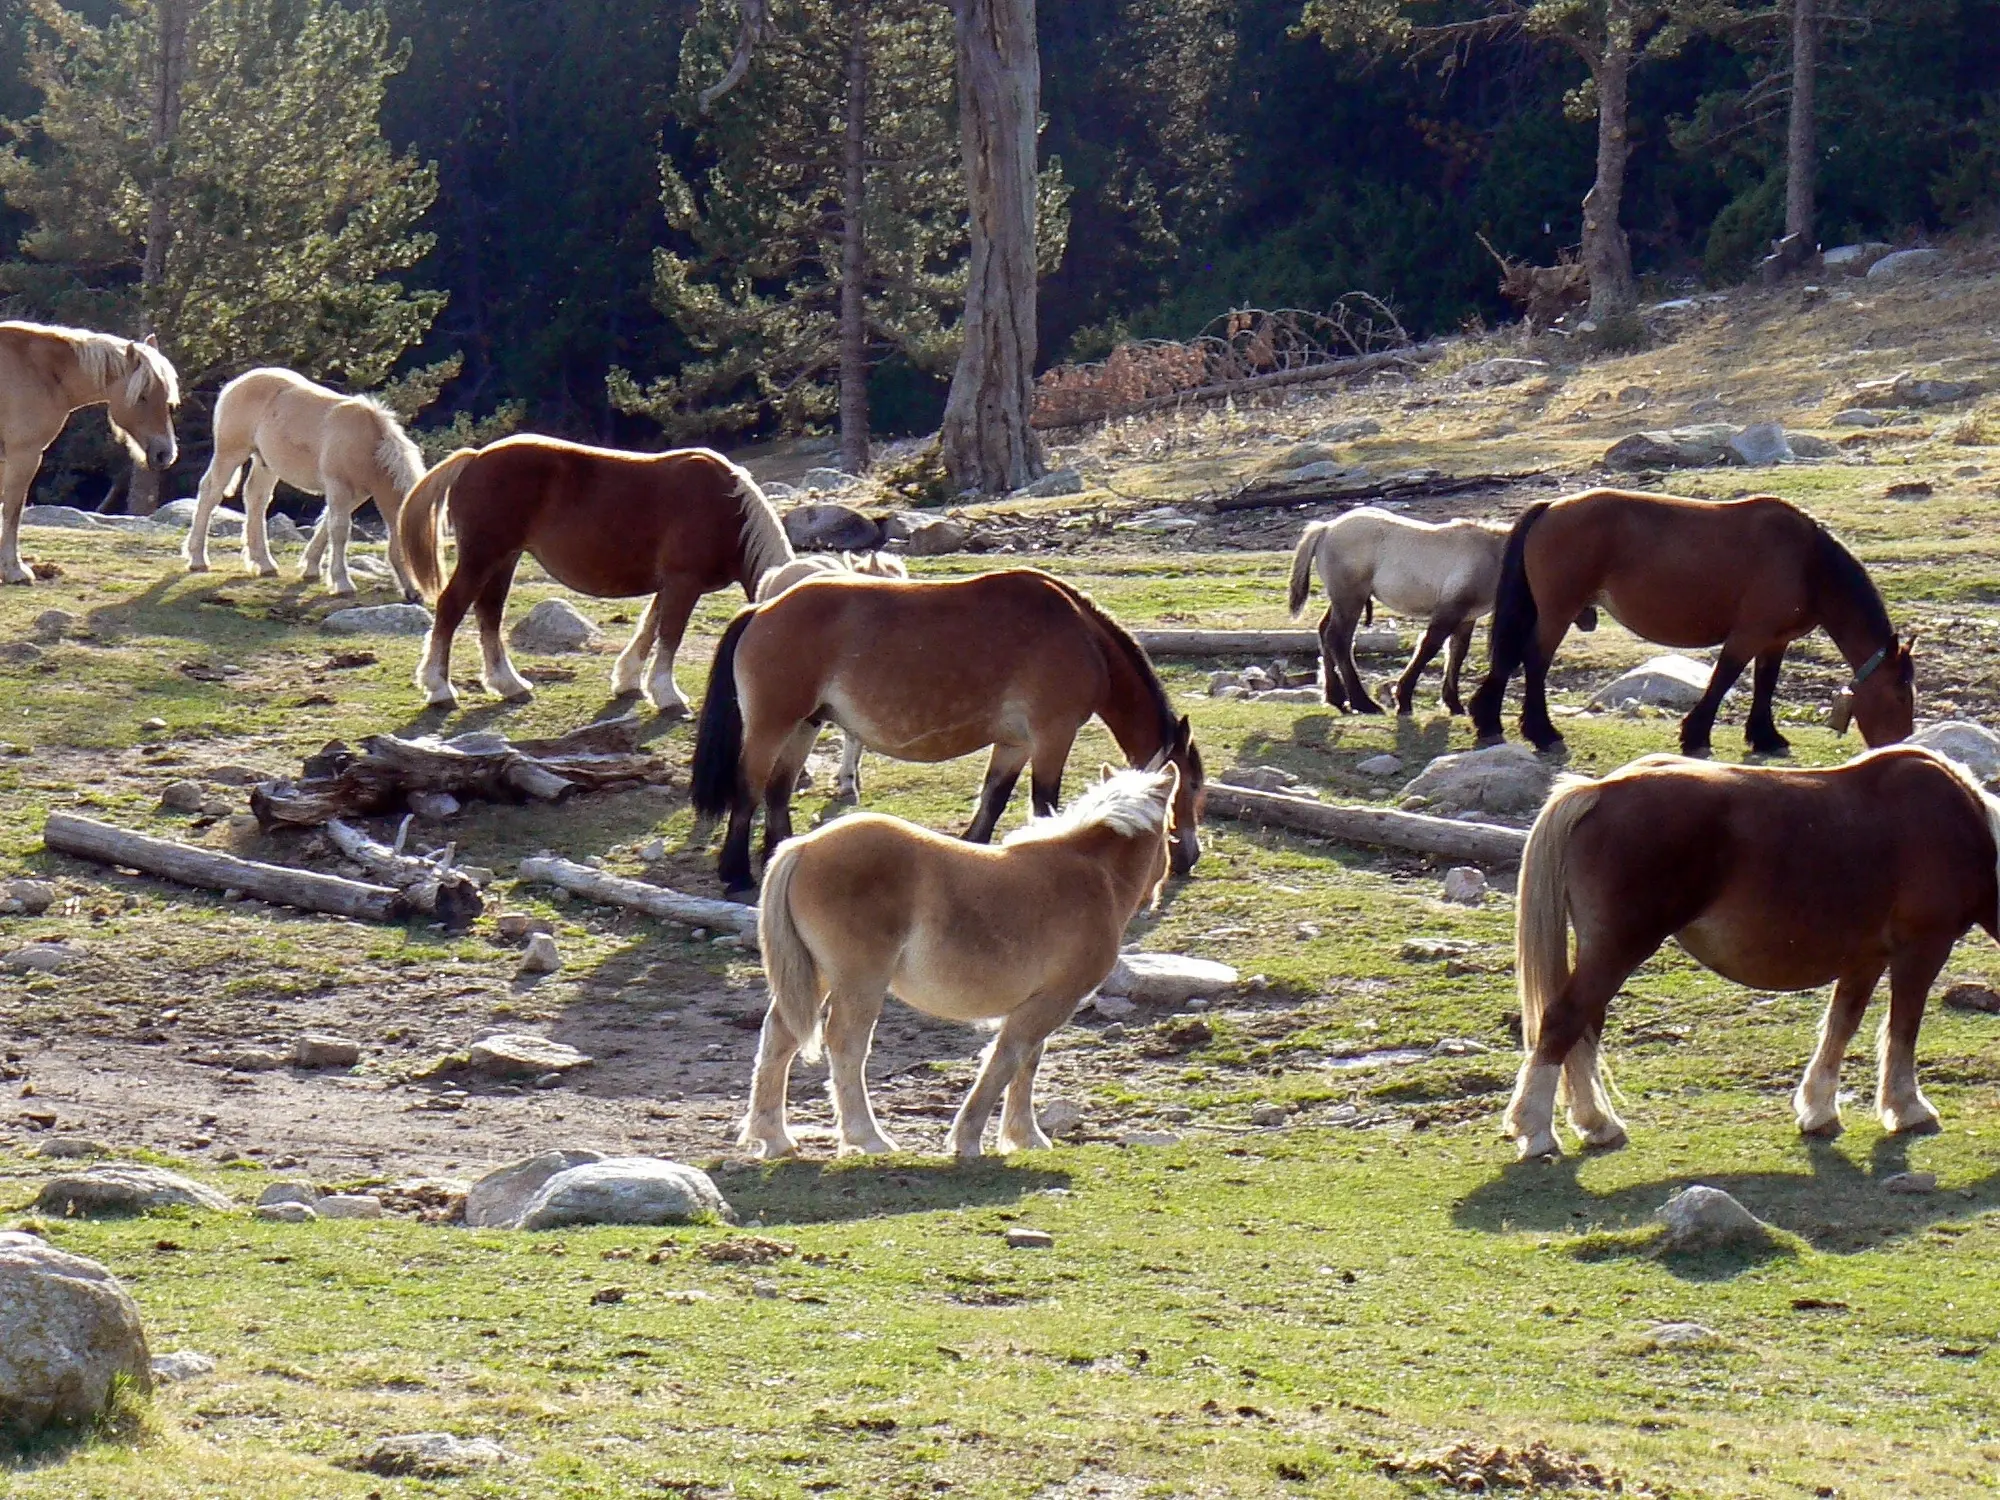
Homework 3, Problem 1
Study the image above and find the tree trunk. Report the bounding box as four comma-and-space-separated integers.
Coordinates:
1581, 0, 1636, 319
837, 2, 871, 476
129, 0, 191, 518
939, 0, 1044, 495
1785, 0, 1818, 245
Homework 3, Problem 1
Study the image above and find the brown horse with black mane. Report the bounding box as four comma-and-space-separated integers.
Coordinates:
1469, 489, 1915, 757
398, 435, 792, 711
691, 569, 1205, 899
1505, 746, 2000, 1160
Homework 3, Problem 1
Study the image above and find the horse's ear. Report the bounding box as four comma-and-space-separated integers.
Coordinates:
1100, 764, 1118, 782
142, 332, 158, 348
1174, 714, 1192, 750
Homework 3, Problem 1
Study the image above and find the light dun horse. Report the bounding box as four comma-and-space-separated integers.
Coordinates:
185, 367, 425, 598
691, 568, 1205, 898
1471, 488, 1915, 757
754, 551, 909, 803
1504, 746, 2000, 1160
1287, 505, 1506, 715
742, 765, 1180, 1159
398, 434, 792, 711
0, 320, 180, 586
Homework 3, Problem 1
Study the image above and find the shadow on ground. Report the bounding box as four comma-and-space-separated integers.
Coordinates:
714, 1156, 1072, 1226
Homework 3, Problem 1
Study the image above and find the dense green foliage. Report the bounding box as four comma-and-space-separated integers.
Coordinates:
0, 0, 1994, 451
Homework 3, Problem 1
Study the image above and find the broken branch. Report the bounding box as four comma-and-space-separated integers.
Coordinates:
515, 856, 761, 945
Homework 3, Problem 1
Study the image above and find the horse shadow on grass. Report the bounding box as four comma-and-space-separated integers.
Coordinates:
1236, 712, 1457, 787
1453, 1133, 2000, 1279
712, 1156, 1073, 1227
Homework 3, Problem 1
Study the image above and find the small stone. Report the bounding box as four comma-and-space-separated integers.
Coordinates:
638, 838, 667, 862
1207, 670, 1241, 696
1250, 1103, 1290, 1127
257, 1183, 319, 1208
149, 1350, 217, 1384
1941, 982, 2000, 1015
1831, 408, 1882, 428
363, 1433, 512, 1478
799, 466, 861, 492
292, 1034, 362, 1069
467, 1032, 591, 1079
1657, 1185, 1776, 1251
406, 790, 461, 820
140, 718, 168, 733
314, 1194, 385, 1220
1117, 1130, 1182, 1149
1090, 993, 1137, 1021
158, 780, 205, 812
1726, 421, 1794, 466
751, 1279, 783, 1298
1355, 754, 1403, 778
33, 1136, 108, 1160
199, 799, 234, 818
1645, 1321, 1722, 1350
1219, 764, 1299, 793
1309, 418, 1381, 442
321, 603, 434, 636
189, 1047, 287, 1072
1786, 432, 1838, 459
254, 1202, 316, 1223
1004, 1227, 1054, 1249
35, 1163, 234, 1217
1038, 1099, 1086, 1139
517, 932, 562, 976
1015, 467, 1085, 499
1440, 867, 1487, 905
2, 941, 85, 974
1881, 1171, 1937, 1195
1399, 937, 1477, 962
509, 598, 601, 654
1099, 952, 1238, 1006
0, 879, 58, 915
494, 912, 554, 943
30, 609, 74, 643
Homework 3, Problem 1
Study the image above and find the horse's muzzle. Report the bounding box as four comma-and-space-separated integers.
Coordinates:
146, 440, 178, 472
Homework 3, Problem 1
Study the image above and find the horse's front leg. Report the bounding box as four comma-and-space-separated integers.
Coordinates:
1794, 962, 1883, 1135
0, 447, 47, 586
1878, 937, 1951, 1135
1441, 619, 1476, 715
954, 994, 1077, 1159
183, 447, 242, 575
1745, 646, 1791, 755
964, 743, 1030, 843
738, 1008, 807, 1159
610, 595, 662, 698
997, 1038, 1055, 1153
824, 984, 897, 1155
238, 458, 281, 577
1395, 618, 1454, 717
1678, 648, 1751, 758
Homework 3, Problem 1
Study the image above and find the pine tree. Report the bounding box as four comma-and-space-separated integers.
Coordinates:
612, 0, 1067, 476
0, 0, 443, 391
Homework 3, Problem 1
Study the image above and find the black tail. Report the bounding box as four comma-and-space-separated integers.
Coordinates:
691, 609, 756, 820
1469, 501, 1549, 740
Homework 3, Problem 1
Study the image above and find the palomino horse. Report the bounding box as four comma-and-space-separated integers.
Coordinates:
691, 568, 1206, 898
1469, 489, 1915, 757
398, 435, 792, 711
1504, 746, 2000, 1160
0, 320, 180, 585
1287, 505, 1506, 715
754, 551, 908, 802
185, 367, 425, 598
742, 765, 1179, 1159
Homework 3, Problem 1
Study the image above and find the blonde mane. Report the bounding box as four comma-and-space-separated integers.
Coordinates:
703, 448, 793, 582
1004, 768, 1173, 846
59, 324, 180, 406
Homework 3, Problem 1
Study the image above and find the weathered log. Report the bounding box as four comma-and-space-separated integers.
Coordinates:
516, 856, 761, 945
325, 819, 484, 930
1032, 342, 1446, 430
1214, 466, 1552, 515
1204, 784, 1528, 865
44, 812, 407, 921
1136, 628, 1322, 657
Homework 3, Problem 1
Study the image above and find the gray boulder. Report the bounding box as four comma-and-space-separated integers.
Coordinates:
256, 1182, 319, 1209
1604, 423, 1742, 470
1865, 248, 1946, 281
1355, 753, 1404, 778
20, 506, 108, 531
1398, 743, 1552, 817
314, 1194, 384, 1220
1909, 720, 2000, 783
1726, 422, 1794, 466
1785, 432, 1838, 459
154, 499, 246, 536
1657, 1185, 1777, 1252
784, 503, 880, 551
35, 1164, 234, 1217
1283, 460, 1368, 485
0, 878, 57, 915
509, 599, 600, 653
3, 941, 85, 974
1587, 655, 1729, 712
1016, 467, 1085, 499
1822, 242, 1892, 276
255, 1202, 316, 1223
0, 1232, 152, 1441
464, 1149, 607, 1229
514, 1158, 732, 1231
1099, 952, 1239, 1006
1851, 371, 1984, 409
799, 467, 860, 493
322, 603, 434, 636
1830, 409, 1882, 428
897, 515, 970, 557
364, 1433, 512, 1478
467, 1032, 591, 1079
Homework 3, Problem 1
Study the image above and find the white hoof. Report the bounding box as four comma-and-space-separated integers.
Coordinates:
647, 680, 691, 718
184, 557, 210, 575
1575, 1119, 1628, 1151
243, 559, 279, 579
1513, 1129, 1561, 1161
1880, 1099, 1942, 1136
746, 1133, 800, 1161
998, 1125, 1054, 1154
484, 668, 534, 702
841, 1133, 898, 1157
1794, 1090, 1843, 1137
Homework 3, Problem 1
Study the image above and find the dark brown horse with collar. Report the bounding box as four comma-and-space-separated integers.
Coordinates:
1469, 489, 1915, 757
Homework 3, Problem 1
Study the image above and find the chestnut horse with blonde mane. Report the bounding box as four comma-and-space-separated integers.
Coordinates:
691, 568, 1205, 899
0, 320, 180, 585
1505, 746, 2000, 1160
185, 366, 425, 598
743, 765, 1179, 1159
1470, 489, 1915, 757
398, 435, 792, 711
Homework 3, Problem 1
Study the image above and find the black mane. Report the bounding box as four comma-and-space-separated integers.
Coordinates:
1813, 523, 1895, 646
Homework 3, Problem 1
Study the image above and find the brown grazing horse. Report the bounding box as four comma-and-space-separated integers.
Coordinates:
744, 766, 1178, 1159
0, 320, 180, 585
1504, 746, 2000, 1160
1468, 489, 1915, 757
398, 436, 792, 711
691, 569, 1205, 898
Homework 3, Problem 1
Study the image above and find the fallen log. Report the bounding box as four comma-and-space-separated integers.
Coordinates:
325, 818, 484, 930
516, 856, 761, 945
1214, 466, 1553, 515
1032, 342, 1447, 430
253, 717, 669, 827
44, 812, 407, 921
1204, 784, 1527, 865
1137, 628, 1321, 657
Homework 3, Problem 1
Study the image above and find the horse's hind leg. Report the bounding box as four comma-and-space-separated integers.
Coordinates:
1394, 618, 1455, 717
949, 992, 1076, 1160
1794, 962, 1883, 1136
739, 1007, 808, 1159
1315, 609, 1349, 709
1745, 647, 1791, 755
1877, 936, 1951, 1135
415, 562, 482, 707
823, 983, 898, 1155
760, 723, 819, 861
238, 458, 281, 577
1441, 619, 1476, 715
833, 730, 865, 803
1678, 647, 1752, 758
641, 575, 705, 717
1518, 615, 1573, 753
997, 1039, 1053, 1153
964, 743, 1031, 843
319, 480, 361, 596
1505, 940, 1646, 1158
473, 557, 532, 700
610, 595, 661, 698
1324, 605, 1380, 714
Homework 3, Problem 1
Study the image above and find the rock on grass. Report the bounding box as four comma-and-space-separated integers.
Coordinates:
35, 1164, 233, 1217
362, 1433, 512, 1477
1657, 1185, 1776, 1252
513, 1158, 733, 1232
0, 1232, 152, 1442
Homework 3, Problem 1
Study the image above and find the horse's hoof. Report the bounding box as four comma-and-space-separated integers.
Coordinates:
1474, 731, 1505, 748
1531, 737, 1570, 758
1749, 739, 1792, 758
185, 560, 210, 575
1797, 1113, 1844, 1139
1354, 700, 1386, 716
721, 883, 758, 905
1881, 1107, 1943, 1137
1577, 1124, 1629, 1152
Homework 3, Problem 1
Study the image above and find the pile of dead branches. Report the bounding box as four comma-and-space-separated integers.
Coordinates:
1032, 298, 1412, 429
1477, 233, 1589, 332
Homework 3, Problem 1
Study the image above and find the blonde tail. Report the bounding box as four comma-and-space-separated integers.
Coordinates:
756, 840, 826, 1063
1516, 776, 1602, 1102
1287, 522, 1327, 617
398, 447, 477, 602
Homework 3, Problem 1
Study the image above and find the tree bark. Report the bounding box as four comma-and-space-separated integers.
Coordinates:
128, 0, 192, 518
1785, 0, 1818, 245
939, 0, 1045, 495
516, 856, 762, 943
837, 2, 872, 475
1581, 0, 1636, 318
1203, 785, 1528, 866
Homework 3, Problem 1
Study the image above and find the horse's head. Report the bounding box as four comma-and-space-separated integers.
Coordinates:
104, 334, 180, 472
1147, 714, 1205, 876
1101, 760, 1182, 906
1834, 636, 1917, 746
